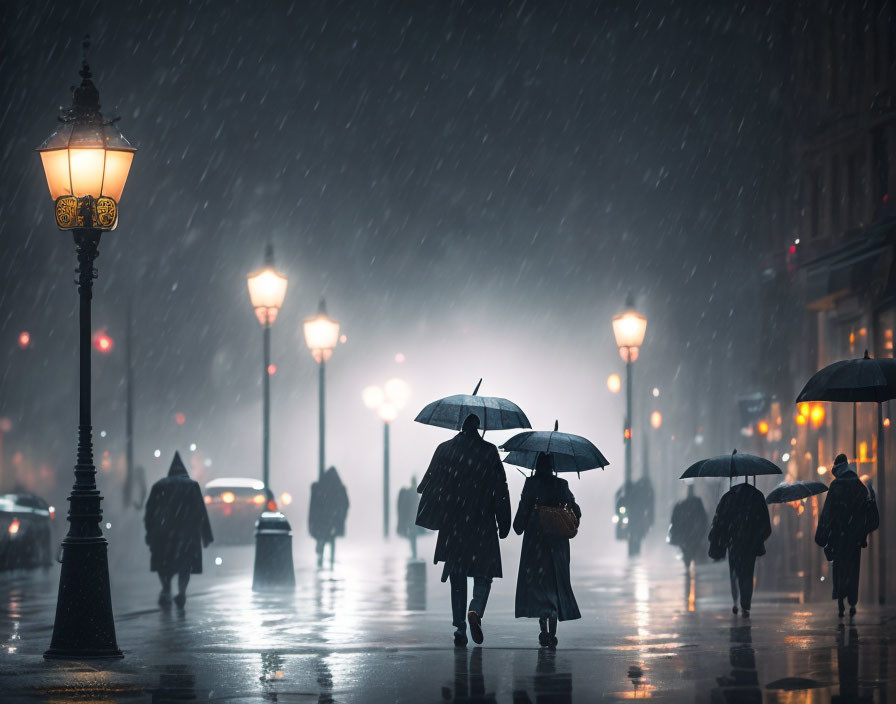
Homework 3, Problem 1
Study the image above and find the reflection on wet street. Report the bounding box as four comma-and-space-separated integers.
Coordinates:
0, 542, 894, 702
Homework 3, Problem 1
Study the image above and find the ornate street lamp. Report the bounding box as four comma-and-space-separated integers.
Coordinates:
37, 38, 134, 660
612, 293, 647, 490
363, 378, 410, 538
303, 300, 340, 480
247, 244, 287, 490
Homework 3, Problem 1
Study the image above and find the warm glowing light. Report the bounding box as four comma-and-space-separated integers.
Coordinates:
817, 465, 828, 475
885, 418, 891, 428
17, 332, 30, 349
267, 499, 277, 512
624, 428, 632, 440
247, 268, 288, 326
221, 492, 235, 504
798, 402, 810, 417
378, 403, 398, 423
650, 411, 663, 429
303, 306, 340, 363
757, 420, 770, 435
174, 412, 186, 426
8, 520, 19, 535
859, 442, 869, 462
384, 378, 411, 410
795, 413, 807, 426
607, 373, 622, 393
93, 330, 113, 353
340, 334, 347, 344
612, 306, 647, 355
279, 492, 292, 506
362, 385, 385, 410
809, 403, 826, 427
652, 387, 660, 397
267, 364, 277, 376
204, 495, 211, 505
252, 494, 266, 505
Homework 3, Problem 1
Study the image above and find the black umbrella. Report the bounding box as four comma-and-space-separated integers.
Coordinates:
414, 379, 531, 431
500, 421, 609, 474
796, 349, 894, 604
679, 449, 782, 486
765, 480, 828, 505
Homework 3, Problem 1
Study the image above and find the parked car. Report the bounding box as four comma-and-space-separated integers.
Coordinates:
204, 478, 276, 545
0, 492, 54, 570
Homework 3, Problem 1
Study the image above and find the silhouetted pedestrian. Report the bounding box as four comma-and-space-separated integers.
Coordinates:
708, 479, 771, 618
397, 476, 423, 560
144, 452, 213, 609
513, 452, 581, 647
668, 483, 708, 571
308, 466, 349, 568
815, 454, 879, 617
416, 413, 511, 646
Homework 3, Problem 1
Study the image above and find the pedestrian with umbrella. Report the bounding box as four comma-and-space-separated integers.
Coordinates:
796, 349, 896, 604
814, 454, 880, 618
415, 381, 528, 646
684, 450, 778, 617
501, 422, 606, 647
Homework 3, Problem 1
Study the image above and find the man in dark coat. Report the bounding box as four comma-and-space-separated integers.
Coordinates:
708, 479, 771, 618
815, 453, 879, 617
144, 452, 213, 608
416, 413, 511, 646
308, 466, 349, 568
397, 475, 423, 560
669, 483, 708, 571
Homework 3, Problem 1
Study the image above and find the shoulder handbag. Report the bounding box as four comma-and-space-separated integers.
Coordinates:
536, 503, 579, 539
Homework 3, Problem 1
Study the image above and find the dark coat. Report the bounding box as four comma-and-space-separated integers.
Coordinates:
309, 467, 349, 542
669, 494, 708, 557
512, 473, 581, 621
144, 453, 213, 575
708, 482, 771, 560
396, 486, 423, 537
815, 468, 878, 558
416, 430, 511, 580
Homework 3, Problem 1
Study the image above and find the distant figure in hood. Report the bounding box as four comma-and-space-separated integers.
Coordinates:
815, 454, 879, 617
144, 452, 213, 609
308, 466, 349, 568
416, 413, 511, 647
397, 476, 424, 561
708, 479, 771, 618
513, 452, 581, 647
669, 483, 708, 572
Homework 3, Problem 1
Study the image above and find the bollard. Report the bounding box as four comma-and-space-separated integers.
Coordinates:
252, 511, 295, 591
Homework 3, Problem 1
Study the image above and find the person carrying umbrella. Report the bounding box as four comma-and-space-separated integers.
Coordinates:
708, 476, 772, 618
144, 451, 214, 609
668, 482, 708, 574
416, 413, 511, 646
512, 452, 581, 647
814, 453, 880, 618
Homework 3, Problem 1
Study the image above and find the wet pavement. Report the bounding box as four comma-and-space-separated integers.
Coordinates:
0, 536, 894, 702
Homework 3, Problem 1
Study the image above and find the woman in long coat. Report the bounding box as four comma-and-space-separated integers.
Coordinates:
513, 452, 581, 647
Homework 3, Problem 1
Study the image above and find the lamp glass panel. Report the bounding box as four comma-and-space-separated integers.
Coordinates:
101, 150, 134, 202
303, 315, 340, 352
39, 150, 72, 199
384, 378, 410, 410
68, 148, 106, 197
612, 311, 647, 349
378, 402, 398, 422
362, 385, 384, 410
247, 269, 288, 310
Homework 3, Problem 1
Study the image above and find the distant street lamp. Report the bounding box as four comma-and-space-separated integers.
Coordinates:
303, 300, 340, 480
37, 38, 134, 659
612, 294, 647, 489
247, 244, 287, 490
363, 378, 410, 538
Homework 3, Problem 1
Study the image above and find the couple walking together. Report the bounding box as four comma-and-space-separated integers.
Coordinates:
416, 413, 581, 647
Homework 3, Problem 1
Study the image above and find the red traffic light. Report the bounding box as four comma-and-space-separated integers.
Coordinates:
93, 330, 114, 354
17, 331, 31, 349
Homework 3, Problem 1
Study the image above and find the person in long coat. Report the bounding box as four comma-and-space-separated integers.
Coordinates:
144, 451, 213, 608
815, 453, 879, 617
416, 413, 511, 647
708, 478, 771, 618
397, 475, 424, 560
512, 452, 581, 647
668, 483, 708, 571
308, 466, 349, 568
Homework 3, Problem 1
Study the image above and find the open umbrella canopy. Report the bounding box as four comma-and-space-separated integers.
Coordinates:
500, 420, 608, 473
796, 350, 896, 403
680, 449, 782, 479
765, 480, 828, 505
414, 379, 531, 431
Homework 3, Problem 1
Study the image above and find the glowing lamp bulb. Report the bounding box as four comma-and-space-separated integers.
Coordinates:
279, 492, 293, 506
757, 420, 769, 435
606, 374, 621, 393
17, 332, 30, 349
252, 494, 266, 505
221, 492, 235, 504
651, 411, 663, 429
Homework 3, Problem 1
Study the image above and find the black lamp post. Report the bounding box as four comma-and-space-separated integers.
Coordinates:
37, 37, 135, 659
